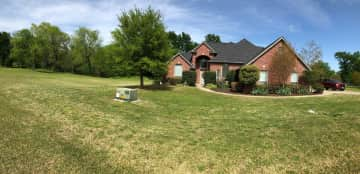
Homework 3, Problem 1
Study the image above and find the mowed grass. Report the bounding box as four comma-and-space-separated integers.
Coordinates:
348, 86, 360, 92
1, 68, 360, 174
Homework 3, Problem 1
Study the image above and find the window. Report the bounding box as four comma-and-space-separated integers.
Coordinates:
222, 64, 229, 78
259, 71, 268, 83
198, 58, 208, 70
291, 73, 298, 83
174, 64, 183, 77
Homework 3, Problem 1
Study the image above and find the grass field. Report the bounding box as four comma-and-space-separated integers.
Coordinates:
1, 67, 360, 173
348, 86, 360, 92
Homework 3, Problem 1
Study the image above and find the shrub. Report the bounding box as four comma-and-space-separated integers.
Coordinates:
216, 79, 227, 89
297, 86, 311, 95
251, 86, 269, 95
239, 65, 259, 87
276, 86, 292, 96
205, 83, 217, 89
182, 71, 196, 86
203, 71, 216, 85
225, 69, 239, 85
312, 83, 324, 94
168, 77, 182, 86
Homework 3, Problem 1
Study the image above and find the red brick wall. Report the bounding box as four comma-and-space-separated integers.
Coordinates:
191, 44, 214, 65
167, 55, 191, 78
191, 44, 215, 83
251, 40, 307, 84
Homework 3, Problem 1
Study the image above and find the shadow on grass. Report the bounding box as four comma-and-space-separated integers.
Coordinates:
0, 98, 141, 174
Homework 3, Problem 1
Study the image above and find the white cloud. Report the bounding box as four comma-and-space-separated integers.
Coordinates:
0, 0, 241, 44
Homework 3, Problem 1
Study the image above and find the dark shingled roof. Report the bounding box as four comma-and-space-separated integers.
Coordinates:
206, 39, 264, 64
180, 51, 192, 62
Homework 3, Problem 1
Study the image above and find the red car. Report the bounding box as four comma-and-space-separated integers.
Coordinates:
322, 79, 346, 91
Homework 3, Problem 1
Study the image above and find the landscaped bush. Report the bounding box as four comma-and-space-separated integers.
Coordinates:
203, 71, 216, 85
225, 69, 239, 87
168, 77, 182, 86
251, 85, 269, 95
312, 83, 324, 94
216, 79, 227, 89
205, 83, 217, 89
296, 86, 311, 95
239, 65, 259, 93
182, 71, 196, 86
276, 86, 292, 96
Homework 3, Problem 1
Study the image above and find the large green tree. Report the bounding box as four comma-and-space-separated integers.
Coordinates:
0, 32, 11, 66
112, 7, 172, 87
205, 34, 221, 43
335, 51, 360, 83
168, 31, 197, 53
9, 29, 34, 68
310, 60, 336, 80
31, 22, 70, 71
71, 27, 101, 74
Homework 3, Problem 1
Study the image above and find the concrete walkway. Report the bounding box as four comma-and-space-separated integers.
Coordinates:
197, 85, 360, 99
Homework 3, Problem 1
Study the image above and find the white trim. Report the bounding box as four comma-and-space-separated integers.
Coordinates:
246, 37, 311, 71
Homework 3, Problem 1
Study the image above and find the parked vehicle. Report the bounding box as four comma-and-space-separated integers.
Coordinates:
322, 79, 345, 91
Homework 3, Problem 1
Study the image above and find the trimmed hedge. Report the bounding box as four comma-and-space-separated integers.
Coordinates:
239, 65, 259, 86
168, 77, 182, 85
226, 69, 240, 87
203, 71, 216, 85
182, 71, 196, 86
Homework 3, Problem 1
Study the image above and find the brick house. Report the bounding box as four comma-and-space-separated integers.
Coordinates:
167, 37, 310, 85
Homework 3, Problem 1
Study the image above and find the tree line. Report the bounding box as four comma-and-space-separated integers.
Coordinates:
1, 7, 358, 86
0, 8, 222, 86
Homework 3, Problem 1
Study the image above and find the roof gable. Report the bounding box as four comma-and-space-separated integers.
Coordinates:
169, 53, 192, 66
246, 37, 311, 70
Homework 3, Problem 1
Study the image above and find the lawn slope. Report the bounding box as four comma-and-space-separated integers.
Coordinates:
1, 68, 360, 173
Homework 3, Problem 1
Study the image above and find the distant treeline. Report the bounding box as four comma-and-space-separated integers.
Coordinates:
0, 25, 215, 77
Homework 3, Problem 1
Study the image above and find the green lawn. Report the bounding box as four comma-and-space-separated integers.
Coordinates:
1, 68, 360, 173
347, 86, 360, 92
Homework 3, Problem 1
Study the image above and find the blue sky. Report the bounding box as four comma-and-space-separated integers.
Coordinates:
1, 0, 360, 70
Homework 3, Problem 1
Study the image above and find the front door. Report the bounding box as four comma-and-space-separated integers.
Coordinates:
200, 71, 205, 86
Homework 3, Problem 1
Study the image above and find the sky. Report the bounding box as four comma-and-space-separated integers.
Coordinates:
1, 0, 360, 70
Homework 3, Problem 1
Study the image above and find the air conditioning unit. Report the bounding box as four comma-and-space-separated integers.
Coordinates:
115, 88, 138, 101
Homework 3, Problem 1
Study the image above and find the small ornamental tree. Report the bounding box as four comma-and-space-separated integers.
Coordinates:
239, 65, 259, 87
270, 44, 296, 86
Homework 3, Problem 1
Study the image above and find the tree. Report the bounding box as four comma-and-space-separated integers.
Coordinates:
310, 60, 335, 80
335, 51, 360, 83
168, 31, 197, 53
205, 34, 221, 43
301, 60, 336, 85
0, 32, 11, 66
352, 71, 360, 86
299, 40, 322, 66
112, 7, 172, 87
9, 29, 34, 68
270, 44, 296, 86
71, 27, 101, 74
31, 22, 70, 71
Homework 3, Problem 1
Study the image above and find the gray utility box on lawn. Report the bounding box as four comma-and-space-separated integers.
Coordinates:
115, 88, 138, 101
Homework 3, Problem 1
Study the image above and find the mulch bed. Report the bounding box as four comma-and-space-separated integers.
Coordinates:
212, 88, 323, 96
